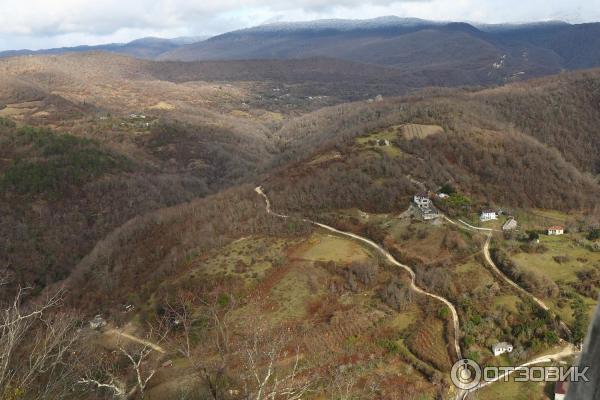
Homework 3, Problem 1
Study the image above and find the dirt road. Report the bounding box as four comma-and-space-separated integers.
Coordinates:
462, 344, 579, 398
255, 186, 463, 360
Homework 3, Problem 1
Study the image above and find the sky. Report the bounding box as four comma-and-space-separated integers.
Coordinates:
0, 0, 598, 51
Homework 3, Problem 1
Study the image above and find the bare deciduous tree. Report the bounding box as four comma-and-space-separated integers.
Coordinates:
0, 287, 84, 399
241, 327, 313, 400
192, 294, 234, 400
79, 327, 167, 399
330, 368, 355, 400
159, 290, 201, 359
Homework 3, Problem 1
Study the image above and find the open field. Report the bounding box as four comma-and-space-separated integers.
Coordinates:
356, 126, 403, 157
269, 262, 326, 321
494, 294, 521, 313
292, 232, 374, 263
501, 208, 574, 233
186, 236, 298, 282
476, 378, 551, 400
401, 123, 444, 139
511, 235, 600, 284
388, 219, 455, 263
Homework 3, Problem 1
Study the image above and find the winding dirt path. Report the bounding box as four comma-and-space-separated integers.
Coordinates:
444, 217, 580, 399
255, 187, 463, 360
447, 217, 572, 337
257, 189, 581, 399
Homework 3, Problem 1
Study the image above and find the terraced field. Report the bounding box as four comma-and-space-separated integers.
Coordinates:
401, 123, 444, 139
406, 317, 453, 372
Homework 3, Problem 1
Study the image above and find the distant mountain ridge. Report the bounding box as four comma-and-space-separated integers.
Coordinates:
0, 36, 207, 60
160, 17, 600, 86
243, 16, 444, 33
3, 16, 600, 89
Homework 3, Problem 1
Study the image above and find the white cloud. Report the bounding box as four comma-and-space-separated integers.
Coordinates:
0, 0, 598, 50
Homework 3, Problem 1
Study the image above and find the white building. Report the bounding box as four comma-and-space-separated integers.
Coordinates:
414, 193, 431, 208
492, 342, 513, 356
480, 210, 498, 222
548, 226, 565, 236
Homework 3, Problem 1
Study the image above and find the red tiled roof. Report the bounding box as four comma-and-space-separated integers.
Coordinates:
548, 226, 564, 230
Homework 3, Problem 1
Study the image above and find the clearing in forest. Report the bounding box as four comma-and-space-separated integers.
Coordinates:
401, 124, 444, 139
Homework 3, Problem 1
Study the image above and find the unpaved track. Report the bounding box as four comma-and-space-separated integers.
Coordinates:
257, 189, 580, 400
447, 217, 572, 337
255, 186, 463, 360
461, 344, 579, 399
446, 217, 577, 399
105, 329, 166, 354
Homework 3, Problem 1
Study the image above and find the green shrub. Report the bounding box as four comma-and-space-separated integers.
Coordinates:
0, 117, 16, 128
377, 338, 401, 354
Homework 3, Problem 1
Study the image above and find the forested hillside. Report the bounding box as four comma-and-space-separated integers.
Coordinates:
265, 97, 600, 216
1, 50, 600, 399
0, 117, 271, 303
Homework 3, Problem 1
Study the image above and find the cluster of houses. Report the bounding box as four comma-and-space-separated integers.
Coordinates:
479, 209, 565, 237
413, 193, 439, 221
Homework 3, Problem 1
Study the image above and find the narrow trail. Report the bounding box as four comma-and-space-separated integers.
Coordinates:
255, 187, 463, 360
105, 329, 166, 354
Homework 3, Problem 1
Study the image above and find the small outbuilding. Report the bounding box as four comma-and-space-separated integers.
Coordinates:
492, 342, 513, 356
502, 217, 518, 231
548, 226, 565, 236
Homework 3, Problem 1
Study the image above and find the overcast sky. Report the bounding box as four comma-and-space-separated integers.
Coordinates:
0, 0, 598, 51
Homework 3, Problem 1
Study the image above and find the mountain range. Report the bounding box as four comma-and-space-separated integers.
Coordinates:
0, 36, 206, 60
3, 17, 600, 89
159, 17, 600, 86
